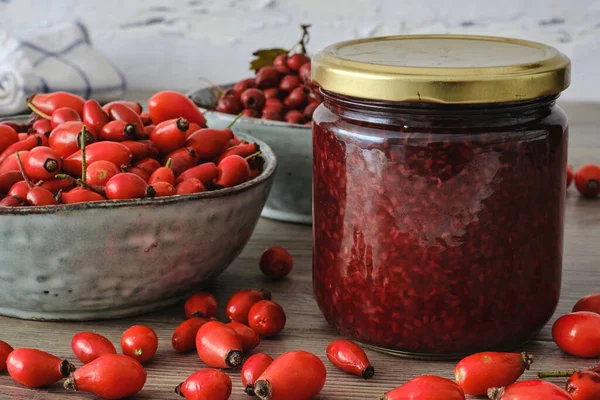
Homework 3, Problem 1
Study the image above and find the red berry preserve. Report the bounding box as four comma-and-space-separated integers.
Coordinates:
311, 35, 571, 359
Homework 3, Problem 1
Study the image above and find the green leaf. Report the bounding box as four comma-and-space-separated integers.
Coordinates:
249, 48, 288, 71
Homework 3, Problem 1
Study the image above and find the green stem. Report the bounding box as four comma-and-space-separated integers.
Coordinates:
245, 151, 262, 161
80, 126, 87, 186
15, 152, 33, 189
227, 113, 243, 129
538, 370, 577, 379
165, 158, 172, 169
27, 100, 51, 120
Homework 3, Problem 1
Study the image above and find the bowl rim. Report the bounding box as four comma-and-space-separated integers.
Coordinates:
0, 125, 277, 215
187, 84, 312, 131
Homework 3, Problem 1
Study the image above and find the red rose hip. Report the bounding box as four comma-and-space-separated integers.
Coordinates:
7, 348, 75, 387
215, 155, 251, 188
121, 325, 158, 364
150, 118, 189, 154
242, 353, 274, 395
248, 300, 286, 337
185, 292, 217, 318
326, 339, 374, 379
566, 370, 600, 400
24, 146, 61, 181
71, 332, 117, 364
105, 173, 155, 200
172, 317, 208, 353
226, 322, 260, 352
0, 340, 13, 371
241, 88, 266, 110
382, 375, 465, 400
175, 369, 232, 400
488, 380, 572, 400
574, 164, 600, 198
573, 293, 600, 314
226, 288, 271, 324
260, 246, 293, 279
552, 311, 600, 357
196, 321, 243, 369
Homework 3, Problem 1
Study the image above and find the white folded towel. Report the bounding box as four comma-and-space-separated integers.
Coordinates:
0, 22, 125, 116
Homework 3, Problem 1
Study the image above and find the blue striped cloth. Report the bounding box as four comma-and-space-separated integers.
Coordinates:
0, 22, 126, 116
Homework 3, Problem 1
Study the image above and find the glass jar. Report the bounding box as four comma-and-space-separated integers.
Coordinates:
311, 35, 571, 359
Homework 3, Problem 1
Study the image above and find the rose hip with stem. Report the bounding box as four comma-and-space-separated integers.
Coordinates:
7, 348, 75, 387
242, 353, 274, 396
71, 331, 117, 364
196, 321, 244, 369
175, 369, 232, 400
254, 350, 326, 400
552, 311, 600, 357
382, 375, 465, 400
326, 339, 374, 379
574, 164, 600, 198
99, 120, 137, 142
226, 288, 271, 324
454, 352, 533, 396
574, 292, 600, 314
149, 158, 175, 185
121, 325, 158, 364
488, 380, 572, 400
185, 292, 217, 318
64, 354, 147, 399
248, 300, 286, 337
150, 117, 189, 154
260, 246, 293, 279
0, 340, 13, 371
172, 317, 208, 353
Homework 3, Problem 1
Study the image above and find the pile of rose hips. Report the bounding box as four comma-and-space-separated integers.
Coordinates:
0, 90, 263, 208
567, 164, 600, 198
215, 25, 321, 125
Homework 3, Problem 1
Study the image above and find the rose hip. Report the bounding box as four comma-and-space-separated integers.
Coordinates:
0, 124, 19, 153
264, 88, 281, 99
254, 350, 326, 400
233, 78, 257, 96
216, 155, 251, 187
49, 121, 95, 158
260, 246, 293, 279
262, 109, 283, 121
284, 86, 310, 110
226, 322, 260, 352
8, 180, 29, 199
135, 157, 161, 175
303, 101, 319, 118
217, 143, 259, 163
40, 178, 74, 194
284, 110, 306, 124
175, 162, 219, 186
216, 94, 243, 115
0, 151, 29, 174
299, 62, 311, 83
185, 292, 217, 318
241, 88, 266, 110
83, 99, 110, 135
28, 91, 85, 118
151, 118, 189, 154
22, 146, 60, 181
99, 120, 136, 142
175, 369, 232, 400
196, 321, 244, 369
63, 354, 147, 399
186, 128, 233, 161
172, 317, 208, 353
26, 186, 58, 206
149, 159, 175, 185
256, 67, 281, 89
242, 109, 260, 118
165, 147, 200, 176
383, 376, 465, 400
105, 173, 155, 200
51, 107, 81, 128
273, 54, 291, 74
248, 300, 286, 337
63, 142, 132, 178
226, 288, 271, 324
7, 348, 75, 387
153, 182, 175, 197
455, 352, 533, 396
0, 196, 26, 207
102, 100, 143, 115
128, 166, 151, 182
148, 91, 207, 127
60, 187, 106, 204
119, 140, 150, 162
574, 164, 600, 197
566, 371, 600, 400
286, 53, 310, 72
32, 118, 53, 134
242, 353, 274, 396
0, 134, 43, 165
279, 75, 302, 92
488, 380, 571, 400
326, 339, 374, 379
574, 293, 600, 314
264, 98, 285, 114
552, 311, 600, 357
106, 102, 145, 138
0, 340, 13, 371
71, 332, 117, 364
121, 325, 158, 364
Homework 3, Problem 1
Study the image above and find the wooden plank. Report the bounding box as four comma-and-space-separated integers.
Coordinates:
0, 99, 598, 399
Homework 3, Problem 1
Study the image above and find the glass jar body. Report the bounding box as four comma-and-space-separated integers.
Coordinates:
312, 92, 568, 358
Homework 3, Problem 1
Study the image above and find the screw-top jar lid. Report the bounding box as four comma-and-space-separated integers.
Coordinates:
311, 35, 571, 104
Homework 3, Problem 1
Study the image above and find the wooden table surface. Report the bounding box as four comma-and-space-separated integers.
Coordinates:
0, 100, 598, 399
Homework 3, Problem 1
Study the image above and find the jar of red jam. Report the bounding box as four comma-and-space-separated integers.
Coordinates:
311, 35, 571, 359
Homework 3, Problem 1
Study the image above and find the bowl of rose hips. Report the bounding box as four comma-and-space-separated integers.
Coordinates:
189, 26, 319, 225
0, 90, 276, 321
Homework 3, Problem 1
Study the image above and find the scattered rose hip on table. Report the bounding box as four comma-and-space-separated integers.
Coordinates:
565, 370, 600, 400
0, 340, 13, 371
248, 300, 286, 337
326, 339, 374, 379
226, 288, 271, 324
574, 164, 600, 198
121, 325, 158, 364
254, 350, 326, 400
185, 292, 217, 319
172, 317, 208, 353
573, 292, 600, 314
382, 375, 466, 400
226, 322, 261, 352
7, 348, 75, 387
175, 369, 232, 400
242, 353, 274, 396
64, 354, 147, 399
488, 380, 572, 400
71, 331, 117, 364
196, 321, 243, 369
454, 352, 533, 396
259, 246, 293, 279
552, 311, 600, 357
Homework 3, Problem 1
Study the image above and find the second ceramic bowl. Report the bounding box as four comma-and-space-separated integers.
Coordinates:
189, 85, 312, 225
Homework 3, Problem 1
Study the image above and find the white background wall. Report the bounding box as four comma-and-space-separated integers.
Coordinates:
1, 0, 600, 102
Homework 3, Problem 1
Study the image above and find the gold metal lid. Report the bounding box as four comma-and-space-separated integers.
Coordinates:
311, 35, 571, 104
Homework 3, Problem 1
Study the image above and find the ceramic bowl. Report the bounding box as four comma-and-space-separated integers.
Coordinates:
189, 84, 312, 225
0, 127, 276, 321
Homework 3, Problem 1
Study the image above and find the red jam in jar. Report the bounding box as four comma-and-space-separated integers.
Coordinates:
311, 35, 571, 358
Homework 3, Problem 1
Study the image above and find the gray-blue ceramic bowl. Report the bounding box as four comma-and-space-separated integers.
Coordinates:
189, 85, 312, 225
0, 127, 276, 321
